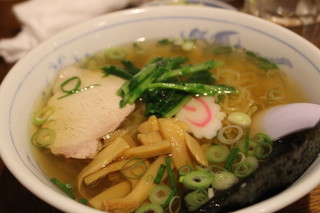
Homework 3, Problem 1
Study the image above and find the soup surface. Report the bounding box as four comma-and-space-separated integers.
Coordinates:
30, 38, 308, 212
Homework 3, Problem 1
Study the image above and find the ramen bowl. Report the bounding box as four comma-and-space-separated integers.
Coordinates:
0, 5, 320, 213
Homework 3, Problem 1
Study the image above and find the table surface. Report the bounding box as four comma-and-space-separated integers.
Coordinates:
0, 0, 320, 212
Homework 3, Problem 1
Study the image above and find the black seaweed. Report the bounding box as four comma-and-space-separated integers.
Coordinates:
181, 122, 320, 212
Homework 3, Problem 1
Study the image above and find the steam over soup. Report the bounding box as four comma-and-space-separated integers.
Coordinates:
30, 38, 307, 212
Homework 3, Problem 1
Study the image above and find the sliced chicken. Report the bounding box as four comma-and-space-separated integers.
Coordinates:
43, 66, 135, 159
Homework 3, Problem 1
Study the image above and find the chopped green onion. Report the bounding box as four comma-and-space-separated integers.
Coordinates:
224, 148, 239, 171
65, 183, 73, 190
181, 40, 195, 51
154, 164, 167, 184
161, 187, 177, 208
84, 55, 104, 70
105, 47, 127, 60
184, 188, 209, 212
217, 125, 243, 145
168, 195, 181, 213
245, 156, 259, 171
234, 151, 246, 165
60, 76, 81, 93
212, 170, 238, 190
207, 165, 226, 173
252, 132, 272, 143
149, 184, 172, 205
178, 165, 192, 176
50, 178, 75, 199
254, 141, 273, 159
182, 170, 213, 190
246, 50, 278, 72
32, 105, 55, 125
237, 139, 257, 156
227, 112, 251, 127
205, 144, 230, 164
135, 203, 163, 213
58, 83, 101, 99
31, 128, 56, 148
120, 158, 147, 179
165, 157, 176, 189
233, 161, 254, 178
193, 161, 208, 171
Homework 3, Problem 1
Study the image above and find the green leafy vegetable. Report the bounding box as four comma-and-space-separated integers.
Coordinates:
103, 65, 133, 80
104, 56, 236, 118
147, 82, 237, 96
246, 50, 278, 72
157, 60, 221, 81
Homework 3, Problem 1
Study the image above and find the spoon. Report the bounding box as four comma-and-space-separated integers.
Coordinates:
251, 103, 320, 140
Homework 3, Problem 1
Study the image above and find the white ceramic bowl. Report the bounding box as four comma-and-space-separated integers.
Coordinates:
0, 5, 320, 213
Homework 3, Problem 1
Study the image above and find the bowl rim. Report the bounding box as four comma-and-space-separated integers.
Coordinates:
0, 5, 320, 213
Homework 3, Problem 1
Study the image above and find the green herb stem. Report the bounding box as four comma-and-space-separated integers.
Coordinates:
224, 148, 239, 171
154, 164, 167, 184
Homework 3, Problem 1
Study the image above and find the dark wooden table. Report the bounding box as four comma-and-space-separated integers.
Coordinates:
0, 0, 319, 212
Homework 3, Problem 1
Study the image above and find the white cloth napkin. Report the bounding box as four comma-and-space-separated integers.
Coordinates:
0, 0, 134, 63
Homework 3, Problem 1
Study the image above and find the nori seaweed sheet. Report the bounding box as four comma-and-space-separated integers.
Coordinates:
181, 122, 320, 212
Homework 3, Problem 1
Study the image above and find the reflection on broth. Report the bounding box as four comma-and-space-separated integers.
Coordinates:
30, 38, 308, 212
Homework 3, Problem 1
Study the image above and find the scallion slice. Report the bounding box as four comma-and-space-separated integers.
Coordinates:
162, 187, 177, 208
60, 76, 81, 93
31, 128, 56, 148
168, 195, 181, 213
233, 161, 254, 178
184, 188, 209, 212
254, 141, 273, 159
105, 47, 127, 60
165, 157, 176, 189
84, 55, 104, 70
207, 165, 226, 173
205, 144, 230, 164
252, 132, 272, 143
212, 170, 238, 190
120, 158, 147, 180
149, 184, 172, 205
237, 139, 257, 156
32, 105, 55, 125
182, 170, 213, 190
178, 165, 192, 176
135, 203, 163, 213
